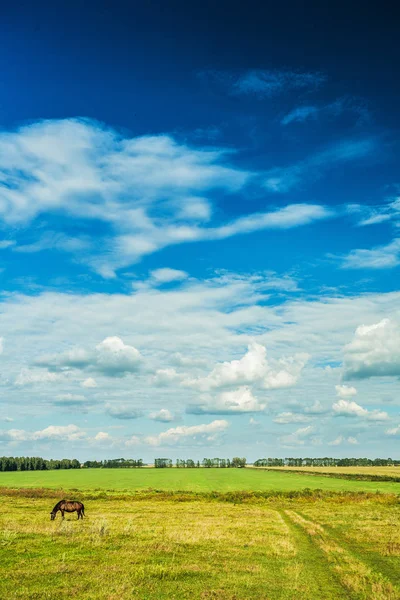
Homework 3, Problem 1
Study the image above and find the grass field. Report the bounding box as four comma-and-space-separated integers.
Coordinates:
1, 467, 400, 494
1, 470, 400, 599
1, 492, 399, 599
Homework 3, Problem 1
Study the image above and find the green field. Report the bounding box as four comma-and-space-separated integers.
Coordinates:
1, 470, 400, 599
1, 467, 400, 494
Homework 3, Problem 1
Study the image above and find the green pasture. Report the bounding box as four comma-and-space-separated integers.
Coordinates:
1, 467, 400, 494
1, 493, 399, 599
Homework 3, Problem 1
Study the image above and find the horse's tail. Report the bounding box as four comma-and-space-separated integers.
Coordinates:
81, 503, 85, 517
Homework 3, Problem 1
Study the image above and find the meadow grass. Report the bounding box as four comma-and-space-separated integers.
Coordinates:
1, 471, 399, 598
1, 467, 400, 494
1, 493, 399, 599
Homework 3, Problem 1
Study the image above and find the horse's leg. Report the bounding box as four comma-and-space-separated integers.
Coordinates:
77, 510, 80, 520
61, 510, 65, 519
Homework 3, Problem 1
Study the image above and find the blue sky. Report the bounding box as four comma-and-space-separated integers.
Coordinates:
0, 1, 399, 460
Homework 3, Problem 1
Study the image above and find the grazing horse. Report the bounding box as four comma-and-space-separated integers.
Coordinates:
50, 500, 85, 520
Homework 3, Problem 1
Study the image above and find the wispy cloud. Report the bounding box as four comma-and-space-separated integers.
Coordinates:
202, 69, 326, 98
265, 138, 376, 193
0, 118, 333, 277
339, 238, 400, 269
349, 197, 400, 228
281, 97, 370, 126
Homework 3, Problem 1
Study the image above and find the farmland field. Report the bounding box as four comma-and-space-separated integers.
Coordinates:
1, 470, 400, 599
255, 466, 400, 479
1, 467, 400, 494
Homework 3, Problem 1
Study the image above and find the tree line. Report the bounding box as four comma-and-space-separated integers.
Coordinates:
0, 456, 81, 471
83, 458, 143, 468
253, 457, 400, 467
155, 457, 247, 468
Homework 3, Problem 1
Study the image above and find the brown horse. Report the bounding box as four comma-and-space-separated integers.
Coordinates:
50, 500, 85, 520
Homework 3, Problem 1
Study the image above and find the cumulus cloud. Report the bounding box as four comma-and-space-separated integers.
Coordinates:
94, 431, 112, 441
184, 342, 308, 391
144, 419, 229, 446
280, 425, 315, 447
332, 399, 388, 421
343, 319, 400, 379
1, 424, 86, 442
52, 393, 93, 408
188, 386, 267, 415
149, 409, 174, 422
152, 368, 182, 386
37, 336, 142, 377
328, 435, 359, 446
273, 412, 312, 424
105, 403, 143, 420
150, 268, 188, 283
335, 384, 357, 397
386, 425, 400, 436
81, 377, 97, 388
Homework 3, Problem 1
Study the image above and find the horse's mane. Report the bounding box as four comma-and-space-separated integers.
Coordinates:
52, 499, 66, 511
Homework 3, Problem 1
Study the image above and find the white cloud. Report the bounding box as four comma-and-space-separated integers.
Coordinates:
15, 369, 65, 386
144, 419, 229, 446
304, 400, 329, 415
81, 377, 97, 388
281, 97, 370, 127
281, 106, 319, 125
1, 424, 86, 443
343, 319, 400, 379
188, 386, 267, 415
335, 384, 357, 398
332, 399, 388, 421
37, 336, 142, 377
94, 431, 112, 441
14, 232, 90, 255
385, 425, 400, 436
150, 268, 188, 283
340, 239, 400, 269
152, 368, 182, 386
280, 425, 315, 447
34, 424, 86, 440
53, 393, 89, 407
354, 197, 400, 228
105, 403, 143, 420
264, 139, 375, 193
273, 412, 312, 424
149, 409, 174, 422
204, 69, 326, 98
328, 435, 359, 446
0, 240, 15, 249
0, 119, 334, 277
184, 342, 308, 391
0, 271, 399, 455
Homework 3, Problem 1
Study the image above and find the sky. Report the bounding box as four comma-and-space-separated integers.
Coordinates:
0, 1, 399, 461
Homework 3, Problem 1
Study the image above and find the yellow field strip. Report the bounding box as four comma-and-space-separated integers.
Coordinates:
285, 510, 400, 600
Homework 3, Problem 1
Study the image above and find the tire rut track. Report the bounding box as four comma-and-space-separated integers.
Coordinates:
278, 510, 350, 599
284, 510, 400, 600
